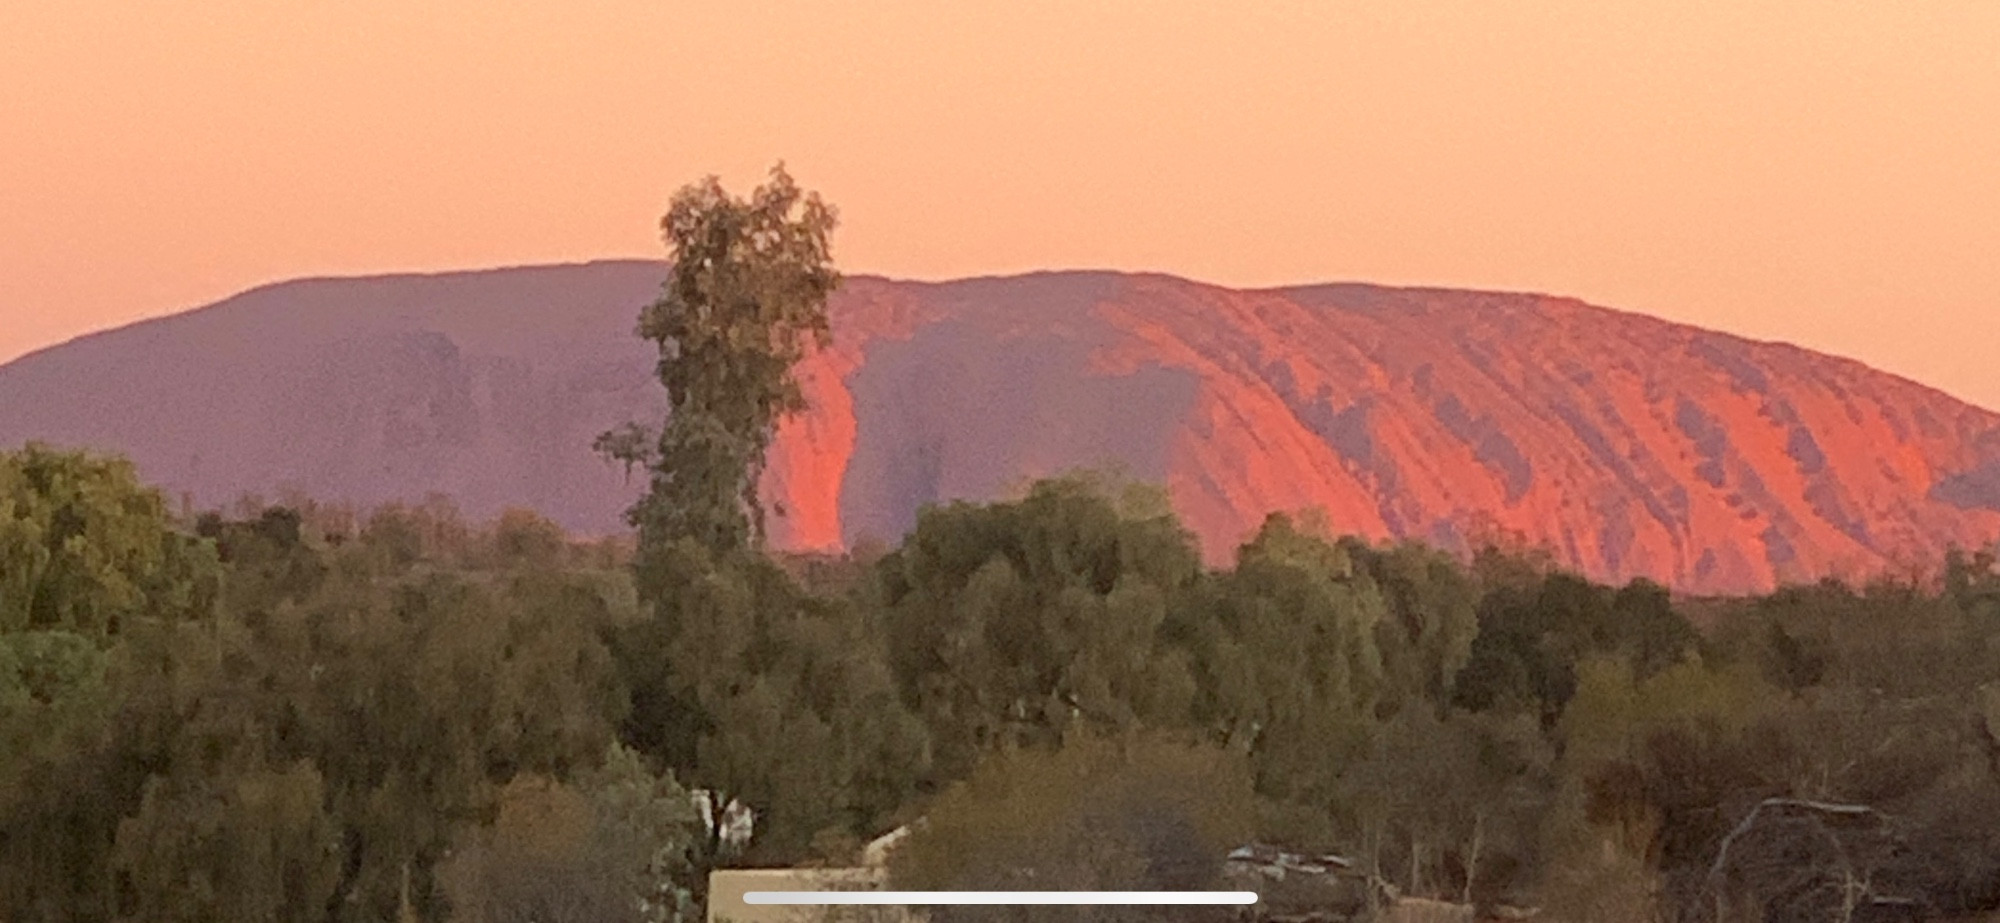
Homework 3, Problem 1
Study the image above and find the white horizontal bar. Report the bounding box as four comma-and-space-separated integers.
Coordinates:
743, 891, 1259, 906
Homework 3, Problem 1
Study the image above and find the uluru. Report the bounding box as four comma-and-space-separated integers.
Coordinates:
3, 259, 1997, 595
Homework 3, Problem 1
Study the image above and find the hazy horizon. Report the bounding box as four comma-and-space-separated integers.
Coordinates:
5, 1, 1997, 406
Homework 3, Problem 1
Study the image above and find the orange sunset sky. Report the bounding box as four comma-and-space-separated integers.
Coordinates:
4, 2, 1997, 406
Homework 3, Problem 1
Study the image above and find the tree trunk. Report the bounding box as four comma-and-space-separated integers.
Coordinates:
690, 790, 733, 923
1365, 823, 1386, 915
1462, 813, 1485, 906
1409, 840, 1423, 899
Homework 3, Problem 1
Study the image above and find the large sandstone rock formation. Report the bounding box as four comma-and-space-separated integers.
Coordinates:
5, 261, 1997, 594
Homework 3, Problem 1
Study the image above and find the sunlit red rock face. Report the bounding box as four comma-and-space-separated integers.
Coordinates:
3, 261, 1998, 594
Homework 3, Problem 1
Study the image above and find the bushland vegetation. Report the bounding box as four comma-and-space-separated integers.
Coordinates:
12, 444, 2000, 922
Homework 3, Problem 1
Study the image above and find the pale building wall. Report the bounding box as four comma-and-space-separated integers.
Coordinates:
707, 867, 919, 923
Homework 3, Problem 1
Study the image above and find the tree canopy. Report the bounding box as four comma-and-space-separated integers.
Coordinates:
611, 162, 840, 559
